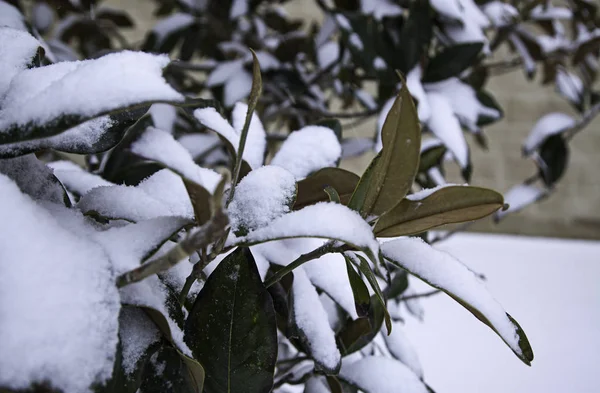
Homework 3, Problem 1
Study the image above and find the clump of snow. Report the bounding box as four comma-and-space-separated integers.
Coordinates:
383, 323, 424, 379
31, 1, 54, 32
495, 184, 547, 221
0, 154, 66, 203
130, 127, 221, 192
0, 2, 26, 31
206, 59, 244, 87
349, 33, 364, 50
119, 307, 160, 375
355, 89, 377, 110
556, 69, 583, 104
0, 174, 120, 393
340, 356, 428, 393
270, 126, 341, 179
228, 165, 296, 233
195, 103, 267, 169
0, 28, 40, 98
150, 103, 177, 134
381, 237, 524, 358
292, 268, 341, 372
178, 133, 221, 159
0, 51, 183, 136
317, 41, 339, 69
530, 4, 572, 20
49, 160, 113, 196
335, 14, 352, 30
373, 56, 387, 70
483, 1, 518, 27
230, 0, 249, 19
149, 12, 195, 48
408, 66, 432, 123
361, 0, 403, 20
137, 169, 195, 219
522, 113, 575, 156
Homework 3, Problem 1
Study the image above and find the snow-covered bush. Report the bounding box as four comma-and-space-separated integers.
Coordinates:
7, 0, 599, 391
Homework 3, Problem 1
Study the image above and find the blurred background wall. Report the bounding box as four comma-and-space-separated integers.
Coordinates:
107, 0, 600, 239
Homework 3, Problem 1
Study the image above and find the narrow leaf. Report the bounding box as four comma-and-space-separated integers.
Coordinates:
295, 167, 359, 209
344, 256, 371, 318
351, 253, 391, 334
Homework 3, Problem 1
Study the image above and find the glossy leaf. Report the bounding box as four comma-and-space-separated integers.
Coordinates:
184, 247, 277, 393
423, 43, 484, 83
295, 167, 359, 209
374, 186, 504, 237
140, 345, 204, 393
344, 256, 371, 318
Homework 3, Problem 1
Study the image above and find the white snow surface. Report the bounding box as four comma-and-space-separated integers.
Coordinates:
317, 41, 339, 69
118, 307, 160, 375
556, 69, 583, 104
304, 376, 330, 393
0, 28, 40, 99
523, 113, 575, 156
228, 165, 296, 233
0, 174, 120, 393
483, 1, 518, 27
0, 51, 183, 132
425, 92, 469, 169
150, 12, 195, 46
49, 160, 113, 196
335, 14, 352, 30
270, 126, 341, 179
407, 66, 432, 123
149, 103, 177, 134
349, 33, 364, 50
292, 268, 341, 371
230, 0, 248, 19
530, 4, 573, 20
361, 0, 403, 20
340, 356, 429, 393
0, 1, 26, 31
224, 70, 253, 107
383, 323, 424, 379
137, 169, 195, 219
495, 184, 546, 221
130, 127, 220, 192
381, 237, 523, 358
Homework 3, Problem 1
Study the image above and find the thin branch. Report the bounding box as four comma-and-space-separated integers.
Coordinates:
116, 210, 229, 288
566, 101, 600, 141
398, 289, 441, 301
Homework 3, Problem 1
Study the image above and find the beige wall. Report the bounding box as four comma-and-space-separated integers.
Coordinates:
108, 0, 600, 239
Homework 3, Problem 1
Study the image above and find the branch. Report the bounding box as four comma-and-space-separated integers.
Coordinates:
398, 289, 441, 301
566, 101, 600, 141
116, 210, 229, 288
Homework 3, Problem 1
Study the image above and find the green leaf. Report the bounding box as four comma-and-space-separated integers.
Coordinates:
423, 43, 484, 83
324, 185, 341, 203
184, 247, 277, 393
537, 134, 569, 187
399, 0, 432, 73
184, 179, 212, 225
351, 80, 421, 216
140, 344, 204, 393
295, 167, 359, 209
418, 144, 446, 173
349, 253, 391, 334
336, 296, 384, 355
374, 186, 504, 237
344, 256, 371, 318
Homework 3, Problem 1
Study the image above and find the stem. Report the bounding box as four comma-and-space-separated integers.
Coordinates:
398, 289, 441, 301
264, 241, 339, 288
117, 210, 229, 288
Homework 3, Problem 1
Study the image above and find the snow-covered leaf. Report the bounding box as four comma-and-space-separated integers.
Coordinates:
495, 184, 548, 222
339, 356, 429, 393
555, 69, 583, 106
118, 307, 161, 376
523, 113, 575, 156
49, 160, 113, 196
383, 322, 424, 379
353, 82, 421, 216
0, 27, 41, 99
530, 4, 573, 20
291, 267, 341, 373
228, 165, 296, 235
144, 12, 195, 52
184, 247, 277, 393
374, 185, 504, 237
0, 174, 120, 393
406, 65, 431, 123
482, 2, 519, 27
382, 237, 534, 365
271, 125, 341, 179
0, 51, 183, 145
344, 255, 371, 318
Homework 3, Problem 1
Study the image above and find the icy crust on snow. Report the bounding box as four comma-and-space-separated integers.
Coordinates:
340, 356, 429, 393
230, 202, 379, 260
523, 113, 575, 156
194, 103, 267, 169
383, 322, 424, 379
292, 268, 341, 372
0, 51, 183, 132
130, 127, 221, 192
0, 154, 67, 203
270, 126, 341, 179
228, 165, 296, 233
0, 174, 120, 393
49, 160, 113, 196
495, 184, 546, 221
119, 307, 160, 375
0, 28, 40, 98
381, 237, 523, 357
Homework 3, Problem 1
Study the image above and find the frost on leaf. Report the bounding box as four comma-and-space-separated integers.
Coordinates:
0, 174, 120, 393
381, 237, 534, 364
194, 102, 266, 169
270, 125, 341, 179
228, 165, 296, 235
118, 307, 160, 375
339, 356, 429, 393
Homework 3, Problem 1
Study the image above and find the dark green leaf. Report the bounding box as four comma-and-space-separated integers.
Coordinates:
537, 134, 569, 187
374, 186, 504, 237
351, 254, 391, 334
418, 144, 446, 172
344, 256, 371, 318
184, 247, 277, 393
324, 185, 341, 204
423, 43, 484, 83
399, 0, 432, 73
295, 167, 360, 209
336, 297, 384, 355
384, 271, 409, 299
140, 344, 204, 393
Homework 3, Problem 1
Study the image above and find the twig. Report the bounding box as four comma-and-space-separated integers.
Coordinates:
116, 210, 229, 288
398, 289, 441, 301
566, 101, 600, 141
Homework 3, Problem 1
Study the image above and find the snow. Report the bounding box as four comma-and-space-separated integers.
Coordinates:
556, 69, 583, 104
0, 28, 40, 99
230, 0, 248, 19
228, 165, 296, 233
118, 307, 160, 375
137, 169, 195, 219
349, 33, 364, 50
270, 126, 341, 179
407, 66, 432, 123
522, 113, 575, 156
130, 127, 221, 192
381, 237, 525, 360
406, 183, 463, 201
425, 78, 501, 132
0, 155, 67, 203
430, 0, 462, 21
317, 41, 339, 69
355, 89, 377, 110
361, 0, 403, 20
224, 69, 253, 107
339, 356, 429, 393
537, 35, 569, 54
375, 96, 395, 152
403, 233, 600, 393
0, 51, 183, 135
292, 268, 341, 372
150, 12, 195, 47
495, 184, 546, 221
335, 14, 352, 31
0, 1, 26, 31
425, 92, 469, 169
383, 322, 424, 379
304, 376, 330, 393
0, 174, 120, 393
149, 103, 177, 134
49, 160, 113, 196
373, 56, 387, 70
31, 1, 54, 32
230, 202, 380, 262
206, 59, 244, 87
509, 34, 536, 77
483, 2, 518, 27
530, 4, 573, 20
178, 133, 221, 159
